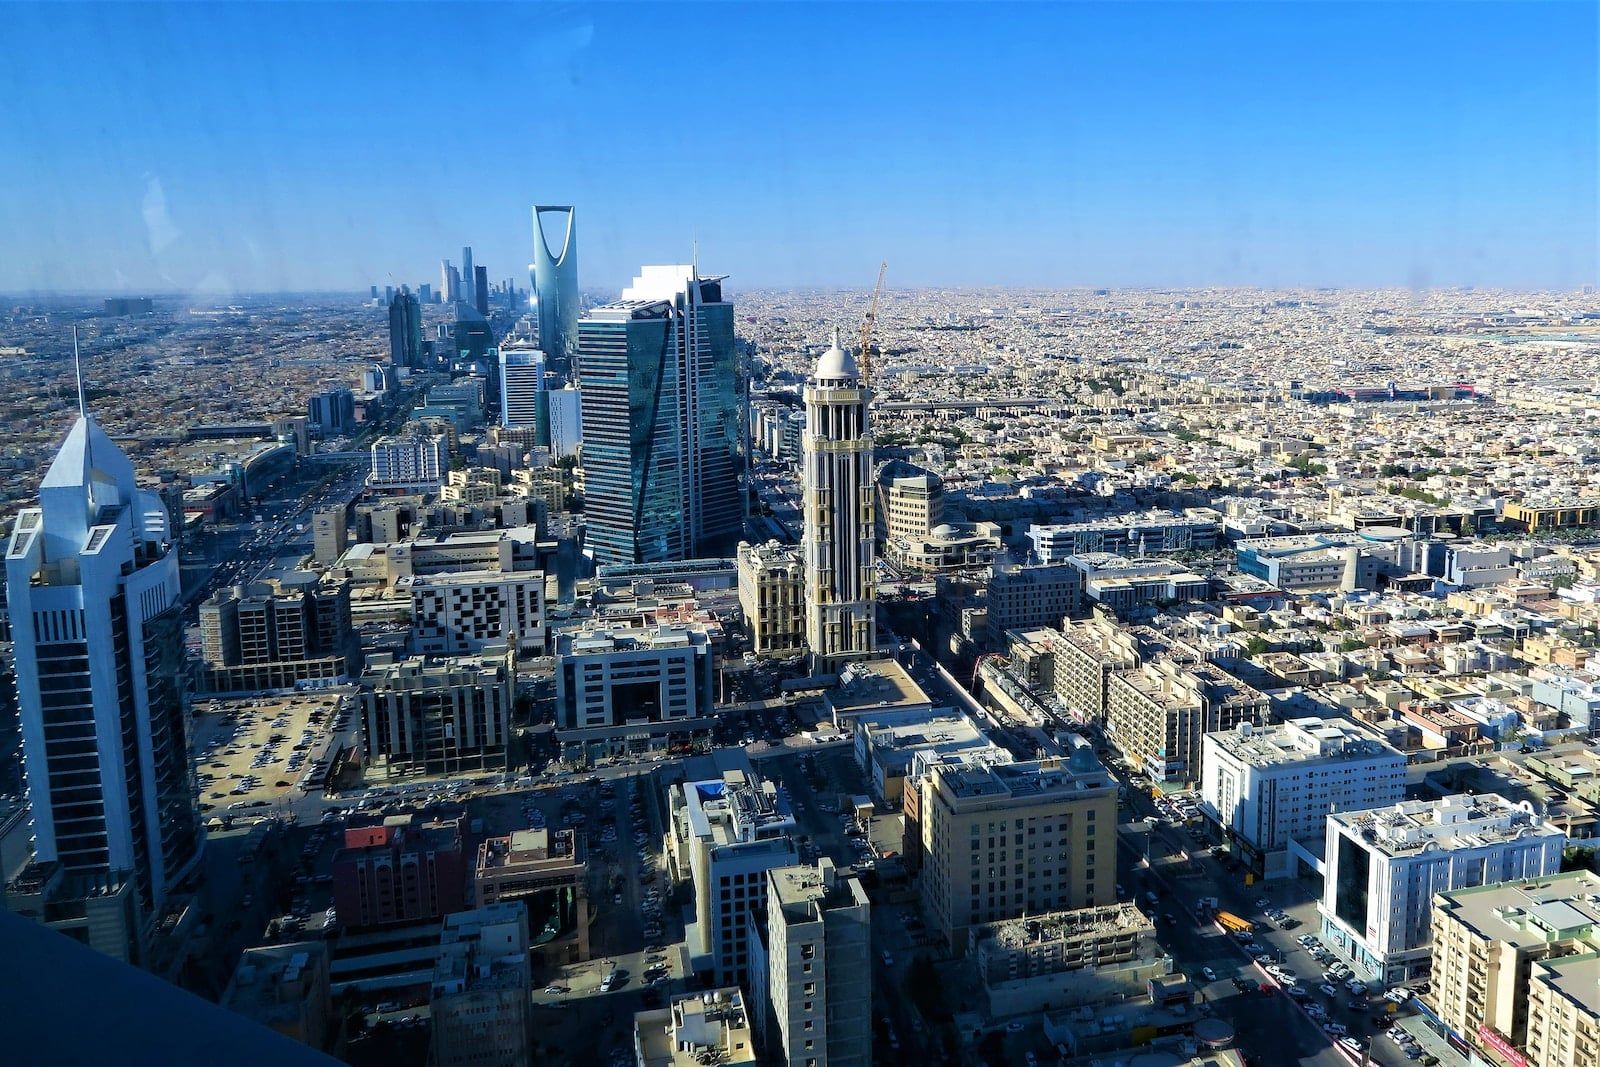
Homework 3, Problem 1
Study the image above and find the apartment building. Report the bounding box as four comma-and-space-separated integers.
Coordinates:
736, 540, 806, 658
1106, 659, 1269, 785
331, 817, 468, 929
197, 574, 354, 692
984, 562, 1084, 641
747, 860, 871, 1067
370, 432, 449, 491
1200, 717, 1406, 878
1321, 794, 1566, 985
916, 748, 1117, 954
1431, 870, 1600, 1067
666, 768, 799, 987
401, 568, 547, 656
1052, 619, 1141, 726
360, 650, 514, 777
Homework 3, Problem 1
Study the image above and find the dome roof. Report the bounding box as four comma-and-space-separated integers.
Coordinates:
814, 328, 859, 381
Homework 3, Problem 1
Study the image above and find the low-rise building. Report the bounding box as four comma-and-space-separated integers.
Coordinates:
1320, 794, 1566, 985
853, 712, 989, 803
968, 901, 1165, 1017
633, 989, 758, 1067
823, 657, 933, 729
221, 942, 332, 1051
331, 817, 468, 930
473, 827, 589, 964
1200, 716, 1406, 878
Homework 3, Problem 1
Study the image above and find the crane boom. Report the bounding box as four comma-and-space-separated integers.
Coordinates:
859, 260, 887, 386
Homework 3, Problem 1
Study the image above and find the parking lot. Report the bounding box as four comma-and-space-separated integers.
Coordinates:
192, 690, 354, 815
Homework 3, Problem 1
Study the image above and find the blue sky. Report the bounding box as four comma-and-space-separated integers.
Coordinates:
1, 1, 1594, 294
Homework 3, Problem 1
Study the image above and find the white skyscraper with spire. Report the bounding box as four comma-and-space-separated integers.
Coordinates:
802, 330, 876, 669
4, 385, 199, 962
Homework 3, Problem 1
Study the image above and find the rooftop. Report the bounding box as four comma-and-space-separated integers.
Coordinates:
1436, 867, 1600, 948
1331, 793, 1561, 856
770, 860, 868, 925
1207, 715, 1404, 768
825, 658, 932, 717
932, 754, 1115, 804
634, 989, 756, 1067
979, 901, 1153, 950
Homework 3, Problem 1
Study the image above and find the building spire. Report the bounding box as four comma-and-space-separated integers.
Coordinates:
72, 325, 87, 419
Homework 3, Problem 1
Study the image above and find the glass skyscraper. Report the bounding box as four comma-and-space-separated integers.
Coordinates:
578, 267, 741, 565
532, 205, 578, 376
388, 288, 422, 367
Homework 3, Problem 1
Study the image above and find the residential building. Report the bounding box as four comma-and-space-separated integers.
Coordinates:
552, 622, 716, 756
665, 767, 798, 986
1200, 717, 1406, 878
1320, 794, 1565, 984
916, 747, 1117, 954
750, 860, 871, 1067
985, 562, 1085, 640
401, 569, 546, 657
737, 540, 805, 658
473, 827, 589, 964
1068, 554, 1211, 614
370, 433, 448, 491
633, 989, 757, 1067
222, 942, 332, 1050
1028, 511, 1221, 562
360, 650, 514, 777
854, 712, 990, 804
578, 268, 739, 564
1053, 619, 1142, 727
1431, 869, 1600, 1067
430, 903, 533, 1067
331, 816, 468, 929
197, 575, 354, 693
803, 331, 876, 669
4, 414, 200, 958
1105, 659, 1269, 784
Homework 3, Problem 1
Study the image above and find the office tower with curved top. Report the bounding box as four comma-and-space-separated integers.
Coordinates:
802, 331, 876, 670
532, 205, 578, 375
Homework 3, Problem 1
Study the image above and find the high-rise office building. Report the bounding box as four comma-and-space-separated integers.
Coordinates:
577, 267, 740, 565
802, 331, 875, 669
461, 246, 475, 308
4, 414, 201, 956
474, 265, 489, 318
531, 206, 578, 373
388, 288, 422, 368
418, 282, 432, 304
499, 344, 549, 446
441, 259, 455, 302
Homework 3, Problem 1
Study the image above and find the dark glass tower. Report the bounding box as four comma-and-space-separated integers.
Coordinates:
388, 289, 422, 367
578, 268, 740, 565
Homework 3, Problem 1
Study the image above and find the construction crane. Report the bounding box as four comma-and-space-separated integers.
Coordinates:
859, 260, 887, 387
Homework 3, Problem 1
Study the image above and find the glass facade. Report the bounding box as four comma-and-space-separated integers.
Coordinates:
533, 206, 578, 376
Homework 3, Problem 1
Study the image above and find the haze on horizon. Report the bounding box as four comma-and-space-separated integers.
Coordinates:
1, 1, 1594, 296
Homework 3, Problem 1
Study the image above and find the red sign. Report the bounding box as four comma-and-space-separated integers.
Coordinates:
1478, 1025, 1529, 1067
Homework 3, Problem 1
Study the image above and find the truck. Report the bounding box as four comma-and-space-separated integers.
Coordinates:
1215, 911, 1255, 935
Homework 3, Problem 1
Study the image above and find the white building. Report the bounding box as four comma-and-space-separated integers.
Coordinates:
5, 414, 202, 963
803, 330, 875, 670
499, 344, 546, 431
750, 860, 871, 1067
401, 569, 546, 657
1319, 793, 1565, 985
553, 623, 716, 755
370, 433, 448, 490
667, 768, 799, 987
1200, 717, 1406, 879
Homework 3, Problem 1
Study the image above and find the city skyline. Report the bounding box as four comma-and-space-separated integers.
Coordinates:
0, 1, 1594, 295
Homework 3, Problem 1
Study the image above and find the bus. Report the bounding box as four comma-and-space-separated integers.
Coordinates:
1215, 911, 1255, 935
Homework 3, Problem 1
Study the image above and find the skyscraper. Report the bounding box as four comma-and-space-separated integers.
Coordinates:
444, 262, 461, 304
440, 259, 454, 302
532, 206, 578, 375
802, 331, 876, 668
578, 267, 740, 565
461, 246, 475, 308
474, 264, 489, 318
499, 343, 548, 445
388, 289, 422, 367
5, 411, 200, 953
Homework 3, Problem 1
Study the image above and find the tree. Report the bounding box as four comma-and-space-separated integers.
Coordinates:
1243, 635, 1271, 657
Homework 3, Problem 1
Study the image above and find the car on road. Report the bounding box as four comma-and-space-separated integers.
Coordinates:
1005, 1021, 1025, 1034
1323, 1022, 1348, 1037
1319, 983, 1339, 998
1339, 1037, 1365, 1055
1231, 977, 1256, 993
1200, 967, 1217, 982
